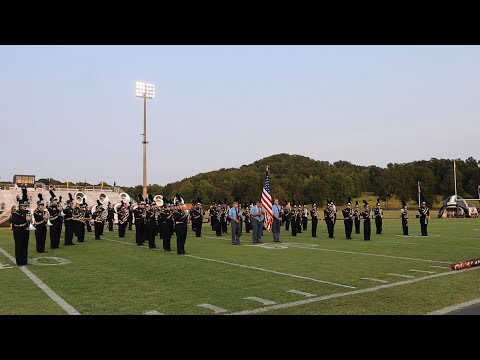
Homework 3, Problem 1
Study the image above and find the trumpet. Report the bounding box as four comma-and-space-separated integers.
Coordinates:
44, 208, 53, 227
27, 208, 36, 231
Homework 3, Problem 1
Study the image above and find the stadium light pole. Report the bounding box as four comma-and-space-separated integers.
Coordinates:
136, 82, 155, 200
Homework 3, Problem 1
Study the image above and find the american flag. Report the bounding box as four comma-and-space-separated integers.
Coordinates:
262, 169, 273, 232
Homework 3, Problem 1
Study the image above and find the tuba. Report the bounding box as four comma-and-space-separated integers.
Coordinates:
98, 192, 109, 207
153, 195, 163, 207
74, 192, 87, 205
119, 192, 131, 204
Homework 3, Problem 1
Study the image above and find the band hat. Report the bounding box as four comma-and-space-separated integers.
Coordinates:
37, 193, 45, 206
49, 190, 57, 202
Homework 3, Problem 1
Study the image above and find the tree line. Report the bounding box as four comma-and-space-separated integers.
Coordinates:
122, 154, 480, 208
30, 154, 479, 208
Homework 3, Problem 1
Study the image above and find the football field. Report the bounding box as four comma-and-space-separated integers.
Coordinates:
1, 218, 479, 315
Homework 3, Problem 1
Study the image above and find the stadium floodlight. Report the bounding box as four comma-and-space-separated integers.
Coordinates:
136, 81, 155, 199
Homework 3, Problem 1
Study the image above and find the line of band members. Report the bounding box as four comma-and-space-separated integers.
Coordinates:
11, 199, 432, 266
11, 200, 199, 256
207, 201, 430, 241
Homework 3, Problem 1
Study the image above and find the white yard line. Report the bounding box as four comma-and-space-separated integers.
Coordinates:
287, 290, 317, 297
228, 266, 480, 315
144, 311, 164, 315
0, 247, 80, 315
90, 235, 356, 289
196, 304, 228, 313
409, 269, 437, 274
360, 278, 389, 284
94, 234, 451, 265
244, 297, 276, 305
386, 273, 415, 279
186, 254, 356, 289
427, 298, 480, 315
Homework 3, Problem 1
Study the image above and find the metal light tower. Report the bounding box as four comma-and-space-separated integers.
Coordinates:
136, 81, 155, 200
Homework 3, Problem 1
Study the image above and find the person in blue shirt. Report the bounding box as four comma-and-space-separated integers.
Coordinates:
250, 201, 265, 244
272, 198, 282, 242
228, 201, 242, 245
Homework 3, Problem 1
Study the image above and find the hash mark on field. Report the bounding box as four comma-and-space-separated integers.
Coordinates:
196, 304, 228, 313
144, 311, 164, 315
360, 278, 389, 284
244, 297, 276, 305
229, 267, 480, 315
386, 273, 415, 279
287, 290, 317, 297
430, 266, 451, 270
409, 269, 437, 274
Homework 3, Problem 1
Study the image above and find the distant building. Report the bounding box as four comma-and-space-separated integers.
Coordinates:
13, 175, 35, 188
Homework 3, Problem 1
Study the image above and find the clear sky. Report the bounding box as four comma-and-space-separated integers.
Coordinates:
1, 45, 479, 186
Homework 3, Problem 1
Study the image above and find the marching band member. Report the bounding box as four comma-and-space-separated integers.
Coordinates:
159, 200, 173, 251
64, 193, 75, 246
418, 198, 430, 236
144, 195, 157, 248
173, 194, 188, 254
353, 201, 361, 234
84, 204, 92, 232
221, 199, 228, 234
310, 200, 318, 237
301, 202, 308, 231
127, 201, 133, 231
47, 191, 62, 249
360, 200, 371, 241
291, 203, 298, 237
283, 201, 291, 231
12, 188, 31, 266
133, 195, 146, 246
33, 194, 48, 253
342, 197, 353, 240
324, 200, 336, 239
215, 203, 223, 237
189, 198, 203, 237
373, 198, 383, 235
92, 200, 105, 240
73, 198, 87, 243
107, 202, 114, 231
244, 202, 251, 233
118, 200, 129, 239
401, 202, 409, 236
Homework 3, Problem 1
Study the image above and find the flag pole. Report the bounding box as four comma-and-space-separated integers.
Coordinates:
454, 160, 457, 196
418, 181, 421, 207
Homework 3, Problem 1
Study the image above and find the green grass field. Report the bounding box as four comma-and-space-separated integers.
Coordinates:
1, 218, 479, 315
